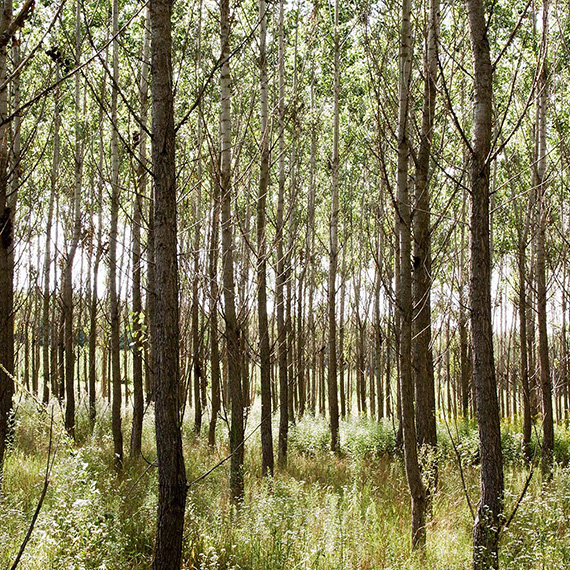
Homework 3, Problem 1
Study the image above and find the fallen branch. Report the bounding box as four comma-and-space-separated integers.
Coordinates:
10, 407, 58, 570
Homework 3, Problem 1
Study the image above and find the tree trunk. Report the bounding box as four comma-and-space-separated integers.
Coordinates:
276, 0, 289, 466
110, 0, 123, 470
150, 0, 187, 566
327, 0, 340, 453
466, 0, 504, 567
257, 0, 274, 477
131, 7, 150, 457
208, 187, 221, 447
220, 0, 244, 501
0, 0, 14, 486
413, 0, 438, 455
396, 0, 427, 548
191, 2, 205, 436
43, 70, 60, 405
517, 202, 532, 460
533, 0, 554, 477
63, 0, 85, 438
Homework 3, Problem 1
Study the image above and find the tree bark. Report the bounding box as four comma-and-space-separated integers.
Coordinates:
131, 7, 150, 457
257, 0, 274, 477
220, 0, 245, 501
63, 0, 85, 438
533, 0, 554, 477
396, 0, 427, 548
0, 0, 14, 486
110, 0, 123, 470
517, 202, 532, 461
466, 0, 504, 567
43, 68, 60, 405
208, 187, 221, 447
276, 0, 289, 466
150, 0, 187, 566
413, 0, 438, 455
327, 0, 340, 453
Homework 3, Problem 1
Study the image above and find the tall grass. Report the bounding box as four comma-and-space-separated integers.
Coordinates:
1, 398, 569, 568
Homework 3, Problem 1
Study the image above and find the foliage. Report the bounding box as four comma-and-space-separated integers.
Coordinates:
2, 400, 570, 569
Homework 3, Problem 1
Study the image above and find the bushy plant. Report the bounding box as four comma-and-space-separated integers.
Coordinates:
3, 396, 570, 569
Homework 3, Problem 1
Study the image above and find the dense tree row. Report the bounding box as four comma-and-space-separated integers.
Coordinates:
1, 0, 570, 567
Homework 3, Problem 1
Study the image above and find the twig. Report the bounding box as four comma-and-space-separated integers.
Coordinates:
188, 418, 264, 488
124, 460, 157, 500
497, 427, 540, 539
443, 412, 475, 521
10, 407, 58, 570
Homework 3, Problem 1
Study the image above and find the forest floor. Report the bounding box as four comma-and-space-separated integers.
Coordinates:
1, 398, 570, 569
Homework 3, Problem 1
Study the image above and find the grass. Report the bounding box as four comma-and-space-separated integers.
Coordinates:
1, 397, 570, 568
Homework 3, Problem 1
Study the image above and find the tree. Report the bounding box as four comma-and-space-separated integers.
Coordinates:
276, 0, 289, 466
150, 0, 187, 566
327, 0, 340, 454
0, 0, 15, 487
533, 0, 554, 477
130, 7, 150, 458
465, 0, 504, 567
220, 0, 245, 502
257, 0, 274, 477
0, 0, 35, 486
396, 0, 427, 549
63, 0, 85, 438
110, 0, 123, 471
413, 0, 439, 457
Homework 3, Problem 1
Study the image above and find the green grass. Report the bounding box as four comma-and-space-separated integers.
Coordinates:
1, 398, 570, 568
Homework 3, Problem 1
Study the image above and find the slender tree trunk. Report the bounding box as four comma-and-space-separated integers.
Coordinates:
466, 1, 504, 567
257, 0, 274, 477
192, 2, 205, 436
534, 0, 554, 477
458, 190, 471, 418
0, 0, 14, 486
396, 0, 427, 548
327, 0, 340, 453
63, 0, 85, 438
43, 71, 60, 405
413, 0, 438, 455
88, 62, 107, 425
131, 8, 150, 457
517, 203, 532, 460
208, 188, 221, 447
339, 248, 347, 418
220, 0, 244, 501
150, 0, 187, 566
374, 194, 384, 418
110, 0, 123, 470
276, 0, 289, 466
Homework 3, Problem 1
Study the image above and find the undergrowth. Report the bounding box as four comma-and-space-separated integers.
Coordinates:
1, 397, 569, 568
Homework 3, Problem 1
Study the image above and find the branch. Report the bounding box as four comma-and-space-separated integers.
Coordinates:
0, 0, 35, 50
436, 44, 473, 154
443, 412, 476, 521
492, 0, 533, 70
10, 408, 57, 570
